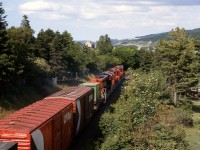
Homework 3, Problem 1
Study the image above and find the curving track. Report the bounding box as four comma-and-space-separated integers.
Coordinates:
69, 83, 123, 150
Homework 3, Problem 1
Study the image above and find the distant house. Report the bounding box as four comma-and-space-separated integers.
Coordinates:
84, 41, 95, 48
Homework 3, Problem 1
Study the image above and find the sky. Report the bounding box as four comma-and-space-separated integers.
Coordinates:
1, 0, 200, 41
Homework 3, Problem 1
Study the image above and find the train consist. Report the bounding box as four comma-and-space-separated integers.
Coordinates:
0, 65, 124, 150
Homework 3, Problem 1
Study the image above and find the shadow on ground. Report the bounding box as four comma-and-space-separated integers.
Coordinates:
192, 104, 200, 113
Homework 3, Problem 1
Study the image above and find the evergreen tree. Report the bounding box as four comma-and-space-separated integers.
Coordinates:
35, 29, 55, 62
49, 32, 65, 78
137, 48, 155, 72
0, 2, 7, 50
0, 2, 15, 93
20, 15, 35, 56
20, 15, 31, 28
96, 34, 113, 55
156, 27, 199, 106
6, 15, 35, 85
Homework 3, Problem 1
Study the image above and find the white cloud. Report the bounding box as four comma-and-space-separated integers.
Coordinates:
19, 1, 60, 14
16, 0, 200, 39
19, 0, 154, 20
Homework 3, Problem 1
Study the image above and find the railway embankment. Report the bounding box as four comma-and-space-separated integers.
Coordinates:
0, 77, 89, 119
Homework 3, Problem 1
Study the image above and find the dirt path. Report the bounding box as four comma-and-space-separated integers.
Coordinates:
69, 84, 122, 150
185, 99, 200, 150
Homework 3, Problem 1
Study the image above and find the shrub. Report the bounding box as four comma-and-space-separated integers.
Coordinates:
97, 70, 188, 149
175, 109, 193, 127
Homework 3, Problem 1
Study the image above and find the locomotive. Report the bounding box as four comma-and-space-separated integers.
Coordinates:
0, 65, 124, 150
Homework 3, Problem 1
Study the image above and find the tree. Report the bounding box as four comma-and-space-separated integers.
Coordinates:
0, 2, 15, 94
113, 46, 139, 70
137, 48, 155, 72
194, 37, 200, 78
156, 27, 199, 106
96, 34, 113, 55
0, 2, 7, 50
49, 31, 65, 78
35, 29, 55, 62
20, 15, 35, 57
20, 15, 31, 29
6, 15, 36, 85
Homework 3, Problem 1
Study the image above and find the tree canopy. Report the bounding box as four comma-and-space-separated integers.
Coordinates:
96, 34, 113, 55
156, 27, 199, 105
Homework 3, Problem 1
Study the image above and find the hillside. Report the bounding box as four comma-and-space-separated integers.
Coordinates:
111, 28, 200, 48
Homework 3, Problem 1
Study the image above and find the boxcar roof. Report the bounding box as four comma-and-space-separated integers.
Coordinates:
80, 82, 100, 86
0, 99, 72, 133
46, 86, 93, 100
95, 74, 108, 79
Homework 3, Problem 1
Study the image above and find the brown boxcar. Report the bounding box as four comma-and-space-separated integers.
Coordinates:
44, 86, 94, 135
0, 99, 73, 150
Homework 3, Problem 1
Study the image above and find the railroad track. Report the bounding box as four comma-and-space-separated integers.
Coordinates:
69, 83, 123, 150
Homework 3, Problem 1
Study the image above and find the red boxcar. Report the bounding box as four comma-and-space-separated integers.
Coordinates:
0, 99, 73, 150
44, 86, 94, 135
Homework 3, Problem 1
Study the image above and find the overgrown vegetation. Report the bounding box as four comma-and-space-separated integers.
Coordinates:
96, 70, 192, 150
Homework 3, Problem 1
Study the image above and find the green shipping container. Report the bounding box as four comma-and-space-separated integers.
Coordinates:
80, 82, 100, 104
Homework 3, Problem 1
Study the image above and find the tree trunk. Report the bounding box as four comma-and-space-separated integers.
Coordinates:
173, 90, 179, 107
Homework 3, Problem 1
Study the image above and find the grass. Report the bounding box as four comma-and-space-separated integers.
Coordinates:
0, 85, 61, 119
185, 99, 200, 150
0, 75, 93, 119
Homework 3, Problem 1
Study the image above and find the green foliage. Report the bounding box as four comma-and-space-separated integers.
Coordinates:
112, 46, 139, 70
175, 109, 193, 127
96, 34, 113, 55
98, 70, 188, 149
0, 3, 14, 94
99, 70, 170, 149
33, 58, 51, 76
0, 2, 7, 49
150, 124, 188, 150
96, 54, 121, 72
49, 31, 65, 77
156, 27, 200, 105
136, 48, 155, 72
35, 29, 55, 61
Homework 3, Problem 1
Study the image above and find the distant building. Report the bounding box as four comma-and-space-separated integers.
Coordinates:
85, 41, 95, 48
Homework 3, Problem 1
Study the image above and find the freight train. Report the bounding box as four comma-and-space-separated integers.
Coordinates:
0, 65, 124, 150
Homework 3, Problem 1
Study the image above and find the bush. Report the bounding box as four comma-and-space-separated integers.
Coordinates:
96, 70, 189, 149
175, 109, 193, 127
98, 70, 171, 149
179, 99, 193, 112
